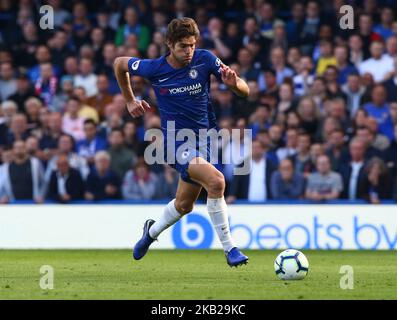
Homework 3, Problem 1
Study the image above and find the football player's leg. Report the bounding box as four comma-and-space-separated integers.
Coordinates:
133, 176, 201, 260
188, 157, 248, 266
149, 177, 202, 239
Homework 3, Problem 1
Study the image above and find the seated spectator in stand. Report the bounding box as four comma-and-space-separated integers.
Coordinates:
3, 113, 30, 147
85, 151, 120, 200
305, 155, 343, 201
0, 62, 17, 101
361, 157, 393, 203
86, 74, 113, 120
290, 133, 313, 177
45, 134, 90, 184
366, 116, 390, 151
277, 128, 298, 162
47, 154, 85, 203
0, 100, 18, 146
62, 96, 86, 141
270, 159, 305, 200
76, 119, 107, 166
73, 86, 100, 123
363, 84, 394, 140
153, 165, 179, 200
339, 138, 367, 200
0, 140, 44, 203
8, 71, 36, 113
342, 73, 365, 118
355, 126, 383, 161
326, 129, 349, 172
122, 159, 157, 200
358, 40, 394, 83
107, 128, 136, 180
39, 112, 64, 161
73, 58, 98, 98
226, 140, 277, 203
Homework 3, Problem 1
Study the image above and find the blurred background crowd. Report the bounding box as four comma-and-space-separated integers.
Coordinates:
1, 0, 397, 204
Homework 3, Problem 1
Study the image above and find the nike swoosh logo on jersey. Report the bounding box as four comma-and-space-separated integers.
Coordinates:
159, 77, 169, 82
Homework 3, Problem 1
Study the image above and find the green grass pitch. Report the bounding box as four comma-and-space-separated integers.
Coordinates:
1, 250, 396, 300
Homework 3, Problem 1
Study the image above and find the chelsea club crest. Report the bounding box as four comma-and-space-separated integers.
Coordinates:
189, 69, 198, 79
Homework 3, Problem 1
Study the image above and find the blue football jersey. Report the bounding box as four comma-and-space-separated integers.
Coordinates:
128, 49, 223, 133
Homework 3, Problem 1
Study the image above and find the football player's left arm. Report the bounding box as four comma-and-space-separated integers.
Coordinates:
220, 63, 249, 98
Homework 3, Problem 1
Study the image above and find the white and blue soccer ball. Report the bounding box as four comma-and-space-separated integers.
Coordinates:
274, 249, 309, 280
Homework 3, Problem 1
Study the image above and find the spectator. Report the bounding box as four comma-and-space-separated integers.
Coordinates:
334, 45, 358, 85
108, 128, 137, 180
326, 128, 349, 172
270, 158, 305, 200
299, 0, 322, 55
0, 62, 17, 101
3, 113, 30, 147
76, 119, 107, 165
348, 33, 366, 68
62, 96, 86, 141
0, 101, 18, 146
122, 159, 157, 200
361, 157, 393, 203
355, 126, 383, 161
86, 74, 113, 120
342, 73, 365, 118
366, 117, 390, 151
276, 128, 298, 162
115, 6, 150, 52
47, 154, 85, 203
363, 84, 394, 140
73, 86, 100, 123
293, 55, 315, 96
73, 58, 98, 98
8, 71, 36, 113
0, 140, 44, 203
305, 155, 343, 201
51, 75, 74, 113
34, 62, 58, 107
315, 40, 336, 75
290, 133, 313, 177
154, 165, 179, 200
339, 138, 367, 200
359, 41, 394, 83
39, 112, 64, 160
373, 6, 394, 41
45, 134, 89, 185
85, 151, 120, 201
227, 140, 277, 203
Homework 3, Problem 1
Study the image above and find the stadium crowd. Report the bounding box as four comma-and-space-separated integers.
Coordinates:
1, 0, 397, 204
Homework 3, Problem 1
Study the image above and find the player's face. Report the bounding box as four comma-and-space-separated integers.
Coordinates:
170, 36, 196, 66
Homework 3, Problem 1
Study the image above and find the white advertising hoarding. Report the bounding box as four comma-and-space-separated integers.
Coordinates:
0, 204, 396, 250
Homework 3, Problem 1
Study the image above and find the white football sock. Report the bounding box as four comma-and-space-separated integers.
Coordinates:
207, 197, 236, 253
149, 199, 183, 239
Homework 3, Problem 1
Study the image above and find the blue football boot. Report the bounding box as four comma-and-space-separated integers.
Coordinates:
226, 247, 249, 267
133, 219, 156, 260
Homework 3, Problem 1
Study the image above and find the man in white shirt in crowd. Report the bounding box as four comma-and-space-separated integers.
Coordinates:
359, 40, 394, 83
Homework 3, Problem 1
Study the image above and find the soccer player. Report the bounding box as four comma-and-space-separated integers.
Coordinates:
114, 17, 250, 267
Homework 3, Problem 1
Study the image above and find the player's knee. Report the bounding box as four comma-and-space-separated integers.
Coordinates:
174, 199, 194, 215
207, 173, 225, 194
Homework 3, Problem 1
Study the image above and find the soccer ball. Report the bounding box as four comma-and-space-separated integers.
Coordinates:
274, 249, 309, 280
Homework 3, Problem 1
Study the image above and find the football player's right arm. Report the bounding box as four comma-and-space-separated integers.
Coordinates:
113, 57, 150, 118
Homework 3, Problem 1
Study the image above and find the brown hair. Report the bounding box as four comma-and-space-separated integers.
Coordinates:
166, 17, 200, 46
